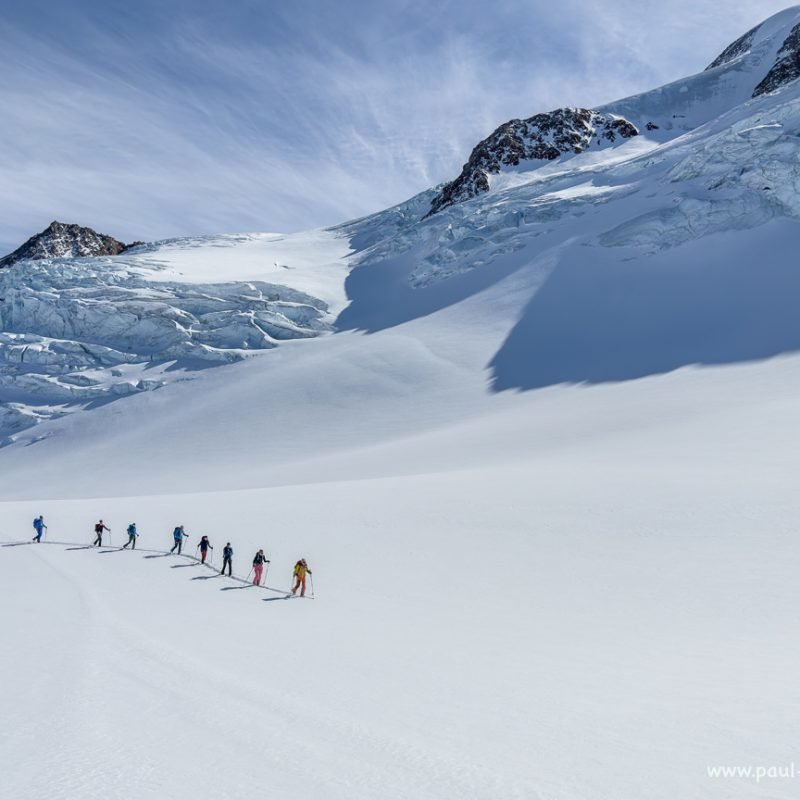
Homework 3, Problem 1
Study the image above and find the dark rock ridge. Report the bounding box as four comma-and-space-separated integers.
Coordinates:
705, 25, 760, 70
753, 22, 800, 96
427, 108, 639, 216
0, 221, 136, 268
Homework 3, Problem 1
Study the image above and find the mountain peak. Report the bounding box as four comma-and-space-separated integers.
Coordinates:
704, 6, 800, 97
427, 7, 800, 217
427, 108, 639, 216
0, 221, 135, 268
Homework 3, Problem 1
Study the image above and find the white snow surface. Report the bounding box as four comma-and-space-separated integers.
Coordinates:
4, 8, 800, 799
3, 354, 800, 800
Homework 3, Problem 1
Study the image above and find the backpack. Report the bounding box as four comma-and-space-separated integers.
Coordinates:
32, 518, 38, 529
127, 524, 136, 535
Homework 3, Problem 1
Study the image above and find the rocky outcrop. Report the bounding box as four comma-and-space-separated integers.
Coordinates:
753, 23, 800, 96
427, 108, 638, 216
705, 25, 760, 70
0, 221, 134, 268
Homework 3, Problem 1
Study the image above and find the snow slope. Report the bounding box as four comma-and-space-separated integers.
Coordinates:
3, 7, 800, 800
3, 353, 800, 800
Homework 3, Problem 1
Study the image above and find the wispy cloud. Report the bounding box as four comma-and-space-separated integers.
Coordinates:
0, 0, 792, 252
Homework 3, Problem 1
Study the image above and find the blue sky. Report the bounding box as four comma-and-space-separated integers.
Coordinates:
0, 0, 793, 251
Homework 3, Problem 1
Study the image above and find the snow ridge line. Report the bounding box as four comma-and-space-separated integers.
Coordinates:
0, 538, 298, 598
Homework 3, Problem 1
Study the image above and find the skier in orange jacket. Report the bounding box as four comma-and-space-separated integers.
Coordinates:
292, 559, 312, 597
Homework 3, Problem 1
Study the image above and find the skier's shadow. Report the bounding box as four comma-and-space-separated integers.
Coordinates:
191, 574, 220, 581
143, 553, 171, 559
66, 546, 95, 551
99, 549, 126, 554
2, 542, 32, 547
171, 563, 197, 569
263, 595, 293, 602
220, 585, 255, 591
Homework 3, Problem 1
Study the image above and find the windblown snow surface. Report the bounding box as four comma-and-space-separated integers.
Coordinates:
4, 8, 800, 800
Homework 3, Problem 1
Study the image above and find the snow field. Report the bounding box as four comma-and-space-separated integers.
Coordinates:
4, 347, 800, 798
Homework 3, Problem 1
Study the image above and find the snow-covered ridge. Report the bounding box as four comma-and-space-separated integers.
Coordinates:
754, 21, 800, 96
702, 6, 800, 98
0, 220, 137, 268
427, 108, 639, 215
705, 25, 761, 70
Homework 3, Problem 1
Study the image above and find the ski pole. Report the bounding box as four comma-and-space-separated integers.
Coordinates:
263, 561, 270, 586
246, 567, 253, 582
310, 573, 315, 598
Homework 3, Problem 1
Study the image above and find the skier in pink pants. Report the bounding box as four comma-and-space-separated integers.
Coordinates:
252, 550, 269, 585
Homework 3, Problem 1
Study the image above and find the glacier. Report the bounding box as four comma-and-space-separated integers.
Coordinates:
0, 247, 334, 438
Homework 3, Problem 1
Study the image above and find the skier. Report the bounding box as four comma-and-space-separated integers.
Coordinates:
170, 525, 188, 554
93, 520, 110, 547
220, 542, 233, 577
291, 558, 312, 597
122, 523, 138, 550
252, 549, 269, 585
198, 535, 213, 564
32, 516, 47, 543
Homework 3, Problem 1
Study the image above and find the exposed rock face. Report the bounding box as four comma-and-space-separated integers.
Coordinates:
753, 23, 800, 96
705, 25, 760, 70
0, 221, 132, 268
428, 108, 638, 216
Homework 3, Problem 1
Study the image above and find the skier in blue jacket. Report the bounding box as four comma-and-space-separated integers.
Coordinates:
32, 516, 47, 543
170, 525, 188, 554
122, 523, 138, 550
